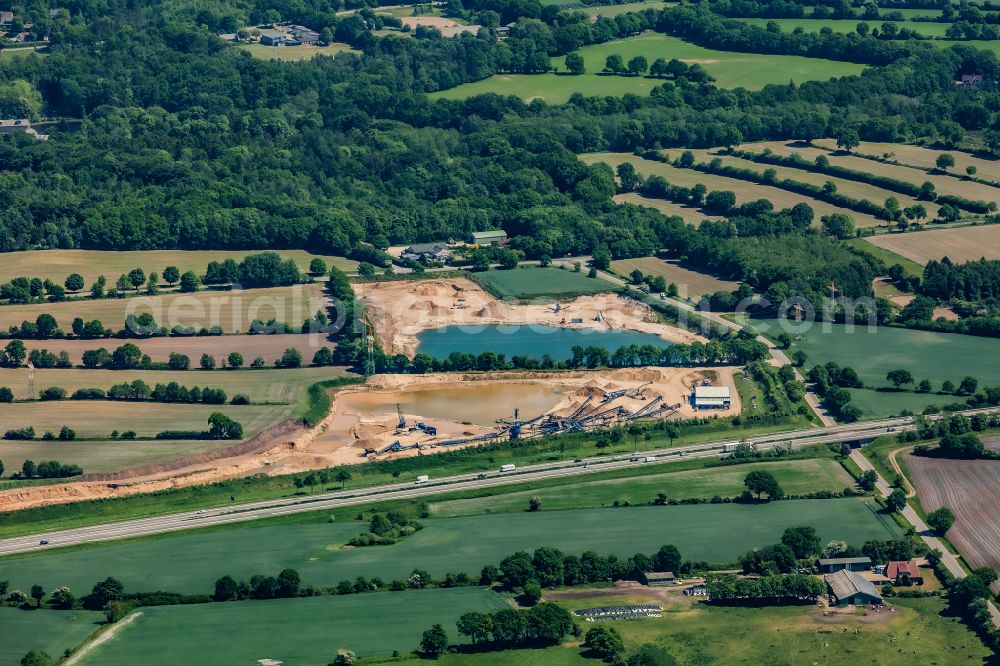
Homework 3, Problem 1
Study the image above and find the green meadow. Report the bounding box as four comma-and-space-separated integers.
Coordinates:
794, 324, 1000, 388
0, 607, 103, 665
0, 499, 899, 594
472, 265, 615, 298
736, 16, 954, 37
79, 588, 506, 665
428, 458, 854, 516
432, 33, 866, 103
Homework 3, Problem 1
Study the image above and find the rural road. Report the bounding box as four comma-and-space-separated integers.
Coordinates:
588, 265, 837, 427
849, 447, 1000, 626
2, 410, 995, 557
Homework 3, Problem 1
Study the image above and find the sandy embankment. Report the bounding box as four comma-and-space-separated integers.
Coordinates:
356, 278, 705, 356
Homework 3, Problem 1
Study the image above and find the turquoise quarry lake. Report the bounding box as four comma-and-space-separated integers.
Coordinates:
415, 324, 673, 359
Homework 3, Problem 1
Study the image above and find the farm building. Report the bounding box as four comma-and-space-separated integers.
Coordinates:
818, 556, 871, 574
825, 569, 883, 606
0, 10, 12, 26
641, 571, 676, 587
683, 584, 708, 597
468, 230, 507, 245
259, 32, 284, 46
403, 243, 451, 262
290, 25, 319, 43
886, 560, 924, 586
692, 385, 731, 410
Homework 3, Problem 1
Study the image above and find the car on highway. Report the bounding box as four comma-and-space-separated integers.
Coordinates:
477, 473, 488, 479
39, 540, 48, 545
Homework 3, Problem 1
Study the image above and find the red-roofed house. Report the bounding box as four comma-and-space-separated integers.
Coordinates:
886, 560, 923, 586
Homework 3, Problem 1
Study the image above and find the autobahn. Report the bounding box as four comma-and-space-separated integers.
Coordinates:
2, 408, 995, 557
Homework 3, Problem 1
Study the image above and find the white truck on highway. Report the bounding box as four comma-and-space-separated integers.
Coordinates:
644, 456, 657, 463
500, 464, 516, 473
414, 475, 429, 485
722, 443, 738, 453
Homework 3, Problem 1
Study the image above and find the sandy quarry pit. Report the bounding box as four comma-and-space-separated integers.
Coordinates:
355, 277, 706, 357
0, 366, 741, 512
293, 365, 743, 469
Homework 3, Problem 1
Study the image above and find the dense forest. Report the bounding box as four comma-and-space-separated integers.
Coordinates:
1, 0, 998, 307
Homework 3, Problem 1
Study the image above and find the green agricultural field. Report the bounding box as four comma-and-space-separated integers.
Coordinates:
585, 1, 673, 18
936, 38, 1000, 54
0, 249, 357, 286
472, 266, 614, 298
0, 607, 103, 665
793, 323, 1000, 389
0, 366, 347, 403
236, 42, 356, 61
583, 153, 886, 228
0, 498, 899, 594
79, 588, 507, 665
736, 16, 954, 37
843, 387, 957, 419
0, 400, 288, 440
0, 283, 326, 334
428, 458, 855, 516
432, 33, 865, 103
610, 256, 739, 299
0, 438, 248, 475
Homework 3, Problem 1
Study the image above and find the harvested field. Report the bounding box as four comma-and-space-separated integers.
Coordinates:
847, 238, 924, 278
356, 277, 702, 356
906, 452, 1000, 582
0, 400, 288, 439
582, 153, 885, 228
743, 140, 1000, 206
864, 224, 1000, 264
0, 283, 327, 333
811, 139, 1000, 184
400, 15, 459, 27
17, 334, 336, 370
236, 42, 356, 61
675, 148, 942, 219
0, 249, 356, 285
0, 365, 348, 401
613, 192, 718, 224
610, 257, 738, 299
